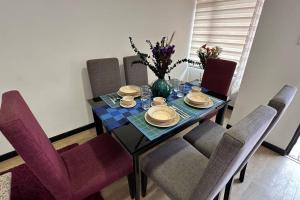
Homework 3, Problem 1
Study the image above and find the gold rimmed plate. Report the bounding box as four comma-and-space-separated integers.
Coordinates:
184, 96, 214, 109
147, 105, 177, 123
144, 112, 180, 128
117, 90, 140, 98
119, 85, 140, 95
186, 92, 211, 105
120, 101, 137, 108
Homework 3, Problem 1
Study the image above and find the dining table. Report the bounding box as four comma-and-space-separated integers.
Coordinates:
88, 80, 229, 200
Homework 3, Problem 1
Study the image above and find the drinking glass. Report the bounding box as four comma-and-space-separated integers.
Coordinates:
140, 85, 152, 110
177, 84, 185, 97
169, 78, 181, 93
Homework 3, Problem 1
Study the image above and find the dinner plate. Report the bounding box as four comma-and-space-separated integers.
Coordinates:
184, 96, 214, 109
144, 112, 180, 128
186, 92, 211, 105
117, 90, 140, 98
147, 105, 177, 123
151, 102, 167, 107
120, 101, 137, 108
119, 85, 140, 95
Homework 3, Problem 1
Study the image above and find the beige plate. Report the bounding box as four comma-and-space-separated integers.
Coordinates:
117, 90, 140, 98
144, 112, 180, 128
186, 92, 211, 105
147, 105, 177, 123
119, 85, 140, 95
184, 97, 214, 109
151, 102, 167, 107
120, 101, 137, 108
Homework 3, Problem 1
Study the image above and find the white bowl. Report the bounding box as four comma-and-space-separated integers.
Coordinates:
147, 105, 177, 123
119, 85, 140, 96
186, 92, 211, 106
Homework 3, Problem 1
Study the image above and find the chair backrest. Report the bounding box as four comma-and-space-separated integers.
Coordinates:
236, 85, 297, 172
190, 105, 277, 200
201, 58, 236, 99
87, 58, 122, 97
0, 91, 72, 200
123, 55, 148, 86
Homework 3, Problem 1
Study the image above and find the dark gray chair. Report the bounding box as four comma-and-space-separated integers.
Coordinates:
142, 105, 277, 200
183, 84, 297, 186
123, 55, 148, 86
87, 58, 122, 98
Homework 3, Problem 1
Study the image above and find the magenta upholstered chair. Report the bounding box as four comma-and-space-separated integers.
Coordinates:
201, 58, 236, 122
201, 58, 237, 100
0, 91, 133, 200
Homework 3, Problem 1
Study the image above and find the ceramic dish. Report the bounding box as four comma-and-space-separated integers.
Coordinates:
119, 85, 140, 95
186, 92, 211, 105
117, 91, 140, 98
120, 100, 137, 108
144, 112, 180, 128
147, 105, 177, 123
184, 96, 214, 109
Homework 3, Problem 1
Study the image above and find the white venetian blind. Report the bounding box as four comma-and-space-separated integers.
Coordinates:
189, 0, 258, 65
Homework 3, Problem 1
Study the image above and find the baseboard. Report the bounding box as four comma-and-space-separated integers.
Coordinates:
262, 141, 286, 156
0, 123, 95, 162
49, 123, 95, 143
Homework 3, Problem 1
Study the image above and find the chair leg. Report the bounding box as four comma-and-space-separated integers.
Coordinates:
213, 193, 220, 200
127, 173, 135, 199
141, 171, 148, 197
239, 163, 247, 183
224, 176, 234, 200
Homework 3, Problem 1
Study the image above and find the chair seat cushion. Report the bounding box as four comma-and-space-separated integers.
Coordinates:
183, 120, 226, 158
142, 138, 209, 200
61, 134, 132, 200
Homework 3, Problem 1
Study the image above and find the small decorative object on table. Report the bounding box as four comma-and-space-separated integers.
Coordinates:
197, 44, 222, 69
129, 32, 201, 98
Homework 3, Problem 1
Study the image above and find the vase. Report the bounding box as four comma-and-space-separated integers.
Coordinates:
151, 78, 171, 98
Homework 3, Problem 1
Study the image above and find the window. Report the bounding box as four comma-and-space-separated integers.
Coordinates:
188, 0, 264, 94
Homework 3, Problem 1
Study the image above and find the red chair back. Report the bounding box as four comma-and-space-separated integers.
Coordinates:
0, 91, 72, 200
201, 58, 237, 99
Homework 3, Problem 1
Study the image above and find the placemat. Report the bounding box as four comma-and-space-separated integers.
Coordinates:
127, 110, 192, 141
128, 96, 225, 141
100, 92, 120, 108
169, 96, 224, 118
94, 100, 144, 131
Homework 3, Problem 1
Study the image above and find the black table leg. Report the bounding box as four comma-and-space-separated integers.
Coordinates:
93, 111, 103, 135
224, 176, 233, 200
215, 103, 228, 125
133, 154, 141, 200
239, 163, 248, 183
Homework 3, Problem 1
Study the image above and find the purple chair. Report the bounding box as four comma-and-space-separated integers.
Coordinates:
201, 58, 236, 123
0, 91, 133, 200
201, 58, 237, 100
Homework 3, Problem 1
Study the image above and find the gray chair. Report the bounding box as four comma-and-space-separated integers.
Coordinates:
87, 58, 122, 97
142, 105, 277, 200
183, 84, 297, 185
123, 55, 148, 86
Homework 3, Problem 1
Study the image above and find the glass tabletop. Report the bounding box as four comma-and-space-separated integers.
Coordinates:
88, 80, 228, 156
112, 99, 227, 155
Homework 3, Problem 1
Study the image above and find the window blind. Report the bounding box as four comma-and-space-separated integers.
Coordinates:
189, 0, 259, 65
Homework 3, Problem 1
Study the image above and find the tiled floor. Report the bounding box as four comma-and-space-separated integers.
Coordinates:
289, 138, 300, 161
1, 121, 300, 199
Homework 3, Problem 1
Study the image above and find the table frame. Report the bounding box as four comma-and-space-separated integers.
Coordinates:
89, 93, 228, 200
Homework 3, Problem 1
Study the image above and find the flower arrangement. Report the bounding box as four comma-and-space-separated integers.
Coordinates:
129, 32, 200, 79
197, 44, 222, 69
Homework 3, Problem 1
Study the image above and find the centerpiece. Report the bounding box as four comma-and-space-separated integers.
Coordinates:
197, 44, 222, 69
129, 33, 200, 98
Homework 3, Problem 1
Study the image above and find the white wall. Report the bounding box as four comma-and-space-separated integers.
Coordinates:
230, 0, 300, 149
0, 0, 196, 155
